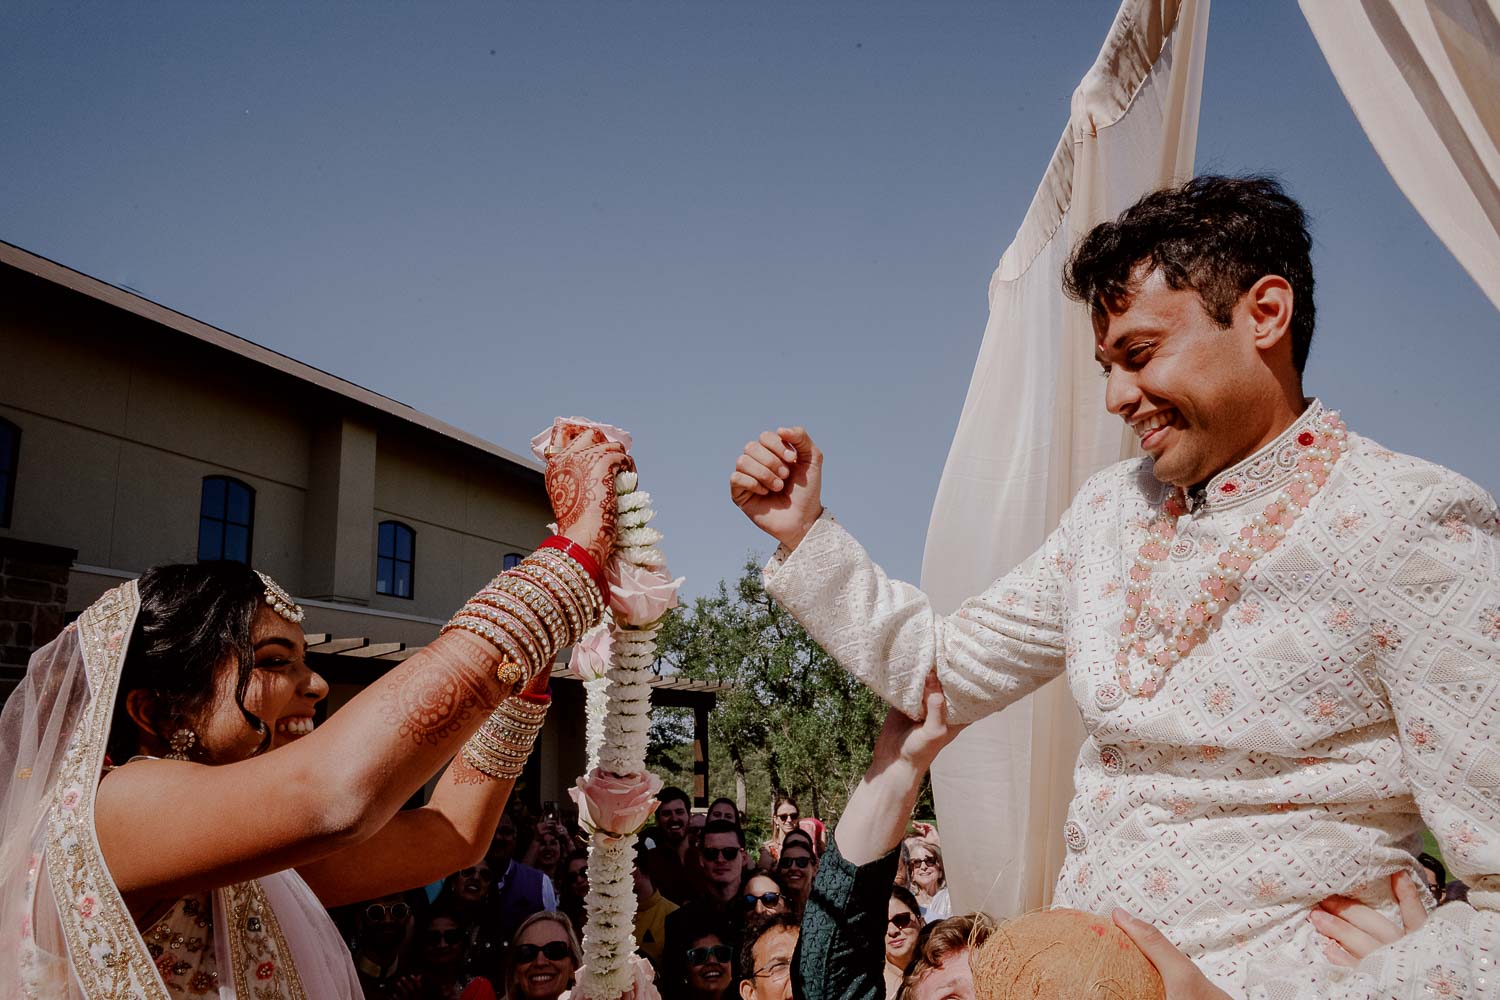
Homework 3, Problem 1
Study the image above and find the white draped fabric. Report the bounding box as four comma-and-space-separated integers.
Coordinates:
918, 0, 1209, 918
1301, 0, 1500, 314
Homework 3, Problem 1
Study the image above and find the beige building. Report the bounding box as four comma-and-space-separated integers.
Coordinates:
0, 240, 717, 809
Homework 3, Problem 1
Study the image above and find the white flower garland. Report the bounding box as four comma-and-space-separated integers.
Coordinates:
576, 469, 670, 1000
583, 674, 610, 773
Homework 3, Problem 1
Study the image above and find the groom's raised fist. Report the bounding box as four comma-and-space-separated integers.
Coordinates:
730, 427, 825, 553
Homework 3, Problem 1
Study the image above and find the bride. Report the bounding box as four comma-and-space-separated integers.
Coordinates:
0, 426, 630, 998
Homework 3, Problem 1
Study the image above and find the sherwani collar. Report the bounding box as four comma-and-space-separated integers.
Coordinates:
1184, 398, 1327, 513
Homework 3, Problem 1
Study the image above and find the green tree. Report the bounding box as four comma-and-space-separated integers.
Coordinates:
652, 555, 886, 829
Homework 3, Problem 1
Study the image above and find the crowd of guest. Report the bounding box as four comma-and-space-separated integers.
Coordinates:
335, 734, 1459, 1000
333, 784, 877, 1000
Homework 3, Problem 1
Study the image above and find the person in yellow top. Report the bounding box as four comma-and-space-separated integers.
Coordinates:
633, 845, 679, 968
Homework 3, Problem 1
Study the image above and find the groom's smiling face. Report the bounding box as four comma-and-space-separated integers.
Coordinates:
1094, 268, 1280, 489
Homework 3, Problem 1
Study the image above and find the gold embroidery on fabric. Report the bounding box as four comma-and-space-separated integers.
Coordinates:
221, 879, 309, 999
43, 582, 172, 999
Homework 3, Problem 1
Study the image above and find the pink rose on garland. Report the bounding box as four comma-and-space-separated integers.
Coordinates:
530, 417, 634, 461
571, 768, 662, 838
607, 559, 684, 627
569, 624, 613, 681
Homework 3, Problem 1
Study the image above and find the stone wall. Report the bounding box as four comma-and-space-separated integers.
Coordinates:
0, 538, 76, 704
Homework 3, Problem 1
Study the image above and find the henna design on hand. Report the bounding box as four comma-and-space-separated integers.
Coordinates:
380, 638, 499, 747
449, 754, 495, 786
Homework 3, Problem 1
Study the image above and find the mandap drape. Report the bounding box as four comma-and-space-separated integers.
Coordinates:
1301, 0, 1500, 315
918, 0, 1209, 918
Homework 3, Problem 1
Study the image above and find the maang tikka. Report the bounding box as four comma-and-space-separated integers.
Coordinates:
255, 571, 305, 624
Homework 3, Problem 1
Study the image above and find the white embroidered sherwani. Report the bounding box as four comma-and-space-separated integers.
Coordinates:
764, 402, 1499, 998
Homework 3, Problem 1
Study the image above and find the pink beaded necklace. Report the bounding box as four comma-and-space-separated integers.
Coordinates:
1114, 410, 1349, 698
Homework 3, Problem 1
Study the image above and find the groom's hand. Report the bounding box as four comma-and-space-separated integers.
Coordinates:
730, 427, 824, 552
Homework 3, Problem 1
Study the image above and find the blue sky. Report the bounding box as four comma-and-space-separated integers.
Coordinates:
4, 2, 1497, 597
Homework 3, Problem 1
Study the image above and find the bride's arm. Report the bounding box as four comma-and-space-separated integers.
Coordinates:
97, 630, 515, 902
293, 665, 555, 907
96, 431, 627, 906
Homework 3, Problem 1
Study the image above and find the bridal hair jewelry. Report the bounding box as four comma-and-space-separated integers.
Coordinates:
442, 545, 604, 690
1114, 410, 1349, 698
165, 728, 198, 761
460, 693, 551, 779
255, 571, 306, 624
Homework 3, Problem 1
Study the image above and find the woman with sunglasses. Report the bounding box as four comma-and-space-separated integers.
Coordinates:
741, 870, 793, 920
757, 796, 801, 868
431, 859, 505, 983
883, 887, 924, 999
502, 912, 582, 1000
774, 831, 818, 913
679, 926, 736, 1000
402, 906, 499, 1000
902, 840, 950, 921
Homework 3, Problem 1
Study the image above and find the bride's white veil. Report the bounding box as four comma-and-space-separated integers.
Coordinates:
0, 579, 362, 999
0, 583, 140, 997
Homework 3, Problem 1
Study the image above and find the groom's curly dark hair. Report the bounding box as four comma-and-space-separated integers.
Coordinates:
1062, 175, 1317, 374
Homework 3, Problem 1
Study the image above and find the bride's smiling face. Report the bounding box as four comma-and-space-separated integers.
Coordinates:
243, 608, 327, 751
195, 607, 326, 760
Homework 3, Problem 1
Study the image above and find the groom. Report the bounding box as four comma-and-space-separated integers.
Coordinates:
729, 176, 1498, 998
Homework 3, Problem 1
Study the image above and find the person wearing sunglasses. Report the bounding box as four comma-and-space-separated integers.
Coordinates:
664, 820, 750, 975
773, 831, 818, 913
903, 841, 950, 921
431, 859, 506, 983
349, 891, 420, 999
679, 927, 736, 1000
398, 906, 500, 1000
883, 887, 925, 999
757, 796, 801, 868
502, 911, 582, 1000
740, 871, 793, 920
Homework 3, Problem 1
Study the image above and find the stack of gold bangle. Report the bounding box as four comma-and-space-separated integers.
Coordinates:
440, 547, 604, 692
462, 694, 551, 780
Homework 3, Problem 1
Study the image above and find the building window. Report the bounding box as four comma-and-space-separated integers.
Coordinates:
503, 553, 523, 570
198, 476, 255, 563
0, 418, 17, 528
377, 521, 416, 599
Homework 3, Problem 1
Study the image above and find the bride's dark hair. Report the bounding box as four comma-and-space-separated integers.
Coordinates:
106, 562, 270, 762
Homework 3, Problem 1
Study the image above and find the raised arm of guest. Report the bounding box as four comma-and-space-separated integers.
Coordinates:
94, 427, 631, 914
794, 675, 963, 1000
730, 427, 1072, 724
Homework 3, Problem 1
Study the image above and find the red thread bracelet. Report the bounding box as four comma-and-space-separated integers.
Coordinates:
540, 535, 609, 604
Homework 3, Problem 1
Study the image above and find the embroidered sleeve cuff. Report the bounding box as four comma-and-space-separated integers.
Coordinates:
763, 510, 839, 579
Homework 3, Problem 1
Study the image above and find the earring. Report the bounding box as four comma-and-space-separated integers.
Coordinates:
165, 728, 198, 761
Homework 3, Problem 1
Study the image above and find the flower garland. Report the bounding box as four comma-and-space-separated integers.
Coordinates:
1114, 410, 1349, 697
539, 419, 682, 1000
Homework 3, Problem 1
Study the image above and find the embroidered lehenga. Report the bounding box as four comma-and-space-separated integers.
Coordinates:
0, 582, 361, 998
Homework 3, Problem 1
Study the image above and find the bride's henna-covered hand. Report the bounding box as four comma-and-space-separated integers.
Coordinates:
546, 428, 633, 566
